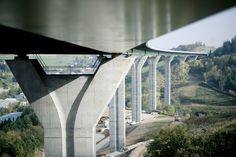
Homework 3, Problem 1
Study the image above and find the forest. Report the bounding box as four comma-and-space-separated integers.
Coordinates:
0, 105, 43, 157
146, 36, 236, 156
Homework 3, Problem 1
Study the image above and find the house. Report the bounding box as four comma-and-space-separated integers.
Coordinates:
0, 98, 18, 108
0, 112, 22, 124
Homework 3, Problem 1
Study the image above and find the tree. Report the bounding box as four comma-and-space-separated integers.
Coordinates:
146, 125, 189, 157
0, 106, 43, 157
204, 65, 220, 82
172, 62, 190, 88
231, 35, 236, 53
163, 105, 175, 116
188, 60, 204, 75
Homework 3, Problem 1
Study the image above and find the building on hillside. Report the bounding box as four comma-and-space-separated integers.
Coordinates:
0, 98, 18, 108
15, 92, 26, 101
0, 112, 22, 124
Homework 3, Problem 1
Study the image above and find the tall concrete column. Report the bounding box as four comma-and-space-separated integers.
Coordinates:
180, 55, 188, 62
147, 56, 161, 110
74, 55, 134, 157
7, 55, 135, 157
131, 56, 147, 123
109, 79, 125, 152
7, 58, 91, 157
164, 56, 174, 105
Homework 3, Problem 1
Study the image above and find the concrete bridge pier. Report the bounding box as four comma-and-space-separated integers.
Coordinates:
131, 56, 147, 123
180, 55, 188, 62
7, 58, 86, 157
73, 55, 134, 157
147, 56, 161, 110
164, 56, 174, 105
7, 55, 135, 157
109, 79, 125, 152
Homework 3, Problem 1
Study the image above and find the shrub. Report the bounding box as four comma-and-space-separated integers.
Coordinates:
146, 125, 189, 157
163, 105, 175, 116
146, 122, 236, 157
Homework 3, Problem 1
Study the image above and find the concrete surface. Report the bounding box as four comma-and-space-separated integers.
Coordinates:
131, 56, 147, 123
7, 55, 134, 157
73, 55, 135, 156
164, 56, 174, 105
109, 80, 126, 152
147, 56, 160, 110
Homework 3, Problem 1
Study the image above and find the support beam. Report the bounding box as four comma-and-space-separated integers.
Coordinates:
7, 55, 135, 157
164, 56, 174, 105
147, 56, 161, 110
180, 55, 188, 62
6, 59, 91, 157
109, 80, 125, 152
131, 56, 147, 123
73, 55, 134, 157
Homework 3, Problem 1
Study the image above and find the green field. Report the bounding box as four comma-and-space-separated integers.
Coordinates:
0, 55, 15, 60
33, 55, 76, 66
172, 83, 236, 106
0, 55, 76, 66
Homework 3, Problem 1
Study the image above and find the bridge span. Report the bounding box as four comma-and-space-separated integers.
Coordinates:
0, 0, 235, 156
6, 47, 206, 156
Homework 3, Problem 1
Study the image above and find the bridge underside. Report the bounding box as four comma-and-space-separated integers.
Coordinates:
0, 0, 235, 54
6, 55, 135, 157
0, 25, 110, 55
1, 0, 236, 157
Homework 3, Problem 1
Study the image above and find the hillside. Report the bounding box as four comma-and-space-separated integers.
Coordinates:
1, 36, 236, 157
173, 42, 216, 52
172, 83, 236, 106
145, 36, 236, 157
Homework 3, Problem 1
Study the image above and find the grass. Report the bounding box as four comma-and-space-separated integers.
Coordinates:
0, 55, 76, 66
173, 84, 236, 106
36, 55, 76, 66
179, 104, 236, 142
0, 55, 15, 60
126, 118, 173, 145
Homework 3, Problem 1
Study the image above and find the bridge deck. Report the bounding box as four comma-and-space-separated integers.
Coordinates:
0, 0, 235, 54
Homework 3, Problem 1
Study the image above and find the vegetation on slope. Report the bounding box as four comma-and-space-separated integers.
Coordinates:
0, 105, 43, 157
146, 120, 236, 157
0, 60, 43, 157
146, 36, 236, 157
172, 83, 236, 106
0, 35, 236, 156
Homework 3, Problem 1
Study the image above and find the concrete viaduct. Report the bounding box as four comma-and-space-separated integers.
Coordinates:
6, 47, 206, 156
108, 48, 207, 153
0, 0, 235, 156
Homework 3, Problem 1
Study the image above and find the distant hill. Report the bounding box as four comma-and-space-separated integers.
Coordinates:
172, 42, 216, 52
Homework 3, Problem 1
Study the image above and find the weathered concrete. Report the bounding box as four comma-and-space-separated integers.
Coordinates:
147, 56, 160, 110
7, 55, 135, 157
131, 56, 147, 122
164, 56, 174, 105
109, 80, 125, 152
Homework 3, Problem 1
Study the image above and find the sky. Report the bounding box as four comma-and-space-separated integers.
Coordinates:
147, 6, 236, 50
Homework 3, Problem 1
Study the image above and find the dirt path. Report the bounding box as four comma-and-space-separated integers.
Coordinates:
129, 143, 146, 157
126, 114, 174, 146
